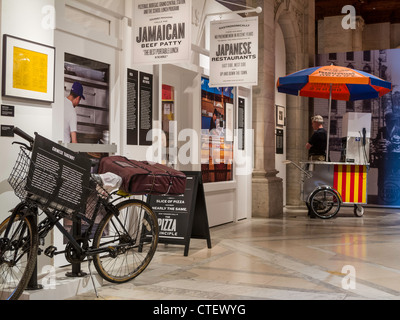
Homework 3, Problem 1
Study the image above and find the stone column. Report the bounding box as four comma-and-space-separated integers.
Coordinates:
250, 0, 283, 218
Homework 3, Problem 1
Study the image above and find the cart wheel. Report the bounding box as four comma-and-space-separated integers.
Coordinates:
354, 205, 364, 217
309, 188, 341, 219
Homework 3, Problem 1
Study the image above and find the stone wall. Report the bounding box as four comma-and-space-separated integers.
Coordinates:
318, 15, 400, 54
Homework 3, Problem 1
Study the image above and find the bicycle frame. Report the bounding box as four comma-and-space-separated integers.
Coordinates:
7, 196, 110, 261
5, 162, 135, 266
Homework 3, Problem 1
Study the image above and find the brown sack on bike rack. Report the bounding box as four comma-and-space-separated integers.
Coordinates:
98, 156, 187, 196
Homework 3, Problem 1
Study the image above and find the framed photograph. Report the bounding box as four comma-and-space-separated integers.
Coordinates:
2, 34, 55, 102
276, 105, 285, 127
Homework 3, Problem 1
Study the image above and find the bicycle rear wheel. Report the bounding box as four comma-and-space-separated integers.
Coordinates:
93, 199, 158, 284
0, 211, 38, 300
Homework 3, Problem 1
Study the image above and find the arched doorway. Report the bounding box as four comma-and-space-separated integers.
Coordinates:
276, 2, 315, 207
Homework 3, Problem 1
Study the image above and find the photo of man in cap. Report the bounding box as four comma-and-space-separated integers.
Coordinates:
306, 115, 327, 161
64, 81, 85, 143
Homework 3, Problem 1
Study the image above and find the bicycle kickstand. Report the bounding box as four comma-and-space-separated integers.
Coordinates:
87, 258, 99, 298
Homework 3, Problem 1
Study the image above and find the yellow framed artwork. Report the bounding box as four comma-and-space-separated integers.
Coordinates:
2, 35, 55, 102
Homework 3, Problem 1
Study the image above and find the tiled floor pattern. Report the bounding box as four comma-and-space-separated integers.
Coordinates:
66, 206, 400, 300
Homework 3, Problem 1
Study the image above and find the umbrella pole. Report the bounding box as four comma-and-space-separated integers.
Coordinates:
326, 84, 332, 162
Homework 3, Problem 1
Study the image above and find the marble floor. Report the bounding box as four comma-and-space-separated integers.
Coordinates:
67, 206, 400, 300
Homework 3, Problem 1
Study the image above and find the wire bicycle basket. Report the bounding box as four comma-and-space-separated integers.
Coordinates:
8, 147, 32, 201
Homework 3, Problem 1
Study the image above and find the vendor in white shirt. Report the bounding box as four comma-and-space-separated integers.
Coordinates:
64, 81, 85, 143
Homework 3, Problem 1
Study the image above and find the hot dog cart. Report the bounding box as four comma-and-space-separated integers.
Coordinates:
291, 161, 368, 219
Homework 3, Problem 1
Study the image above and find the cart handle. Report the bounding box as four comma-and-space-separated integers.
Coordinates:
282, 160, 313, 178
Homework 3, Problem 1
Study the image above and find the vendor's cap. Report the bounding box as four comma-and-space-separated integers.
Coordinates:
312, 115, 324, 123
71, 81, 85, 100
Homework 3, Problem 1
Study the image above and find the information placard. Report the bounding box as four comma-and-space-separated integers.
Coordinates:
127, 69, 139, 145
26, 134, 91, 214
1, 105, 15, 117
276, 129, 284, 155
139, 72, 153, 146
148, 171, 211, 256
1, 125, 14, 137
238, 97, 245, 150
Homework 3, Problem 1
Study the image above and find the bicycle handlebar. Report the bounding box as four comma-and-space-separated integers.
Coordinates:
13, 127, 35, 151
13, 127, 34, 144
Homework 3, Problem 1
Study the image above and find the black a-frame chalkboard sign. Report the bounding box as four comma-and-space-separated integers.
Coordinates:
147, 171, 212, 256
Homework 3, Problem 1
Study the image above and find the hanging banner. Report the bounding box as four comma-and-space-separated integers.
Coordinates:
133, 0, 192, 65
209, 17, 259, 88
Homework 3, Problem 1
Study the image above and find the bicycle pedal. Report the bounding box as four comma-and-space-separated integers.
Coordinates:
44, 246, 58, 258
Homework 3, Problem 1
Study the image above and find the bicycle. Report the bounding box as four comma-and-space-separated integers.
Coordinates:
0, 128, 159, 300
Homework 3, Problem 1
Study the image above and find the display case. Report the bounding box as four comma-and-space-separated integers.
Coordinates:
201, 77, 234, 183
201, 133, 233, 183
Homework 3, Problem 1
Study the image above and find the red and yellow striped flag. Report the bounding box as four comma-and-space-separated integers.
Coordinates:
333, 165, 367, 204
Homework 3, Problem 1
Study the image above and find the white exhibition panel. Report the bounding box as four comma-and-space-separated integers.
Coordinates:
205, 187, 236, 227
0, 0, 254, 276
161, 63, 253, 226
0, 0, 54, 221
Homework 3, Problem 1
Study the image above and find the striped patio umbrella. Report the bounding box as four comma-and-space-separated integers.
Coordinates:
277, 65, 392, 160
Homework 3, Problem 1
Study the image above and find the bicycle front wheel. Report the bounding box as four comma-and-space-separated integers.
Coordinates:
0, 212, 38, 300
93, 199, 159, 284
